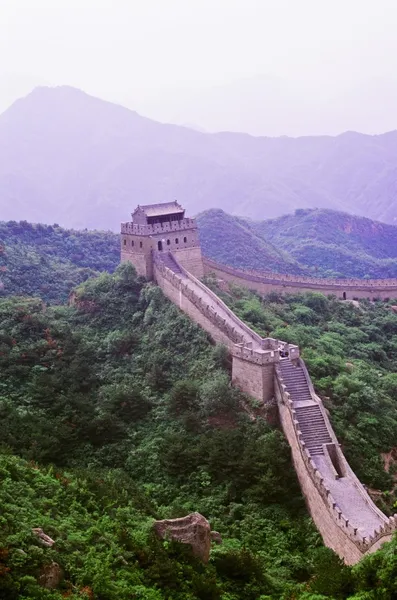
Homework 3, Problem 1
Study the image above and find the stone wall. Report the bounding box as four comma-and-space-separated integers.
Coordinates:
275, 369, 395, 563
153, 254, 287, 403
275, 379, 364, 564
153, 263, 241, 349
204, 258, 397, 300
173, 247, 204, 279
232, 356, 274, 403
121, 250, 152, 279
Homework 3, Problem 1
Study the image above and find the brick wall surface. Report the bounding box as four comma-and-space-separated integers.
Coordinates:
173, 247, 204, 279
121, 251, 152, 279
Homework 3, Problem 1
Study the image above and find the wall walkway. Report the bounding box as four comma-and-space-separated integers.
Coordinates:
152, 251, 396, 563
203, 257, 397, 300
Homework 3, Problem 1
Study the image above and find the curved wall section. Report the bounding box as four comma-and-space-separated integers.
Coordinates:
203, 258, 397, 300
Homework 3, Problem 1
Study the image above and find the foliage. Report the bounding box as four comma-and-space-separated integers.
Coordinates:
3, 259, 397, 597
0, 220, 119, 303
0, 264, 324, 599
197, 208, 397, 278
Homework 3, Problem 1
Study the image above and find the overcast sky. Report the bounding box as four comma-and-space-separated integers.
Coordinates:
2, 0, 397, 135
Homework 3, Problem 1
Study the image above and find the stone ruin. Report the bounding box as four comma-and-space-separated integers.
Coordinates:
154, 512, 222, 562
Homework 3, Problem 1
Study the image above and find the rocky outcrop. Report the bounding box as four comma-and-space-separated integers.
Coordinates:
38, 562, 63, 589
154, 512, 222, 562
32, 528, 55, 547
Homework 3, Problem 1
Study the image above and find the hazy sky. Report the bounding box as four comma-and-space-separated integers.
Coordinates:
2, 0, 397, 134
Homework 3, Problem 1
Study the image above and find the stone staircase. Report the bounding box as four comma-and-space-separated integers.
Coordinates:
279, 359, 332, 456
295, 405, 332, 456
279, 360, 312, 402
155, 251, 184, 275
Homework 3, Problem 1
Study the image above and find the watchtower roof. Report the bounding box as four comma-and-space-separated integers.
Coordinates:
134, 201, 184, 218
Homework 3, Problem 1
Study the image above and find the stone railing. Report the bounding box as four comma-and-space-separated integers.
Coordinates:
121, 218, 197, 236
275, 365, 397, 551
232, 341, 299, 365
203, 257, 397, 290
173, 254, 300, 360
153, 252, 298, 364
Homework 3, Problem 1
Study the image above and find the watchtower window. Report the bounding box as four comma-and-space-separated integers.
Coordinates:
140, 241, 143, 248
167, 239, 170, 246
131, 240, 134, 246
158, 240, 163, 251
175, 238, 179, 244
183, 237, 187, 243
343, 292, 346, 300
123, 239, 126, 246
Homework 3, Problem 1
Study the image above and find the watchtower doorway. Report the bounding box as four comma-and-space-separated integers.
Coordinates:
343, 292, 346, 300
158, 241, 163, 251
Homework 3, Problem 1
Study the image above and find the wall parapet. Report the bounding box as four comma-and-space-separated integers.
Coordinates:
153, 251, 299, 364
203, 257, 397, 291
121, 218, 197, 236
275, 365, 397, 553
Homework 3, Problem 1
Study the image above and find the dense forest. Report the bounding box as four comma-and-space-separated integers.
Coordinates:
0, 221, 119, 303
1, 259, 397, 598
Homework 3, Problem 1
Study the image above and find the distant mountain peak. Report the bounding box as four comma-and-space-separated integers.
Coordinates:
2, 87, 397, 229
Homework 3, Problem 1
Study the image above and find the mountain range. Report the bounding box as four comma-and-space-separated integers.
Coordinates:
2, 85, 397, 229
197, 208, 397, 279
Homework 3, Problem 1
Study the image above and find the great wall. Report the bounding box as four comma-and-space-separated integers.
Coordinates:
121, 202, 397, 564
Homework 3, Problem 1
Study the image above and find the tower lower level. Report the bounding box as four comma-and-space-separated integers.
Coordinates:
120, 201, 204, 279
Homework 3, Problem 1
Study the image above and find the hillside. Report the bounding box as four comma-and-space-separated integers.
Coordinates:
198, 208, 397, 278
0, 265, 320, 599
254, 208, 397, 278
0, 220, 119, 302
196, 209, 304, 275
3, 86, 397, 228
3, 265, 397, 597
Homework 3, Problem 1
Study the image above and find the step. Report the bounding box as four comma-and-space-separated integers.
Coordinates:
299, 423, 328, 433
302, 434, 331, 441
299, 424, 329, 431
300, 425, 329, 432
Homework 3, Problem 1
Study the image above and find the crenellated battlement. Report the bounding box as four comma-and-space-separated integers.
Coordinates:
204, 257, 397, 289
121, 217, 197, 236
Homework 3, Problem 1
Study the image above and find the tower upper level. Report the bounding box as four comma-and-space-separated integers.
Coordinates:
133, 201, 185, 225
121, 201, 197, 236
120, 201, 204, 280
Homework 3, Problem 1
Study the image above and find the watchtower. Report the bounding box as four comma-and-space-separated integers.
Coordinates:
121, 201, 204, 279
